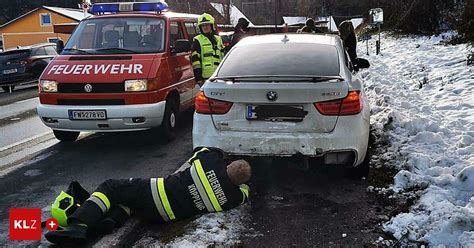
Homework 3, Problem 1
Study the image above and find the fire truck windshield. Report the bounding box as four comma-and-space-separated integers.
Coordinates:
64, 17, 165, 55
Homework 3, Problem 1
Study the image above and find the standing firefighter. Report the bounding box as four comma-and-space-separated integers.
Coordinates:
230, 17, 250, 48
339, 20, 358, 63
192, 13, 225, 85
45, 148, 251, 244
297, 18, 323, 33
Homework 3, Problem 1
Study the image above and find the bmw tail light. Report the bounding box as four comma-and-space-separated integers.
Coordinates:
314, 91, 362, 116
195, 91, 233, 115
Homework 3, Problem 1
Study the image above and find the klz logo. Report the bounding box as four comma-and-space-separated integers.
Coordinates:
9, 208, 41, 240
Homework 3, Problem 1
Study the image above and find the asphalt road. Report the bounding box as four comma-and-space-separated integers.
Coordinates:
0, 84, 38, 106
0, 112, 195, 246
0, 90, 390, 246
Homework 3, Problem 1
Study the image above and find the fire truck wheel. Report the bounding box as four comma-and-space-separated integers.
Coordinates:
161, 99, 178, 141
53, 130, 80, 142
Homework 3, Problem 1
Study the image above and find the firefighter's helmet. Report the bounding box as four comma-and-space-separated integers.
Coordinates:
198, 13, 215, 26
50, 181, 90, 227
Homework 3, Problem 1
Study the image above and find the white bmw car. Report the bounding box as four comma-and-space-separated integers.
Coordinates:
193, 34, 370, 168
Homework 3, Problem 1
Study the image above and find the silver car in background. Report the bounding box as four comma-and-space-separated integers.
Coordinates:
193, 34, 370, 169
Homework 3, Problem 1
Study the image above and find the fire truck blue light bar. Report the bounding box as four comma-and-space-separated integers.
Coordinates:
90, 1, 168, 14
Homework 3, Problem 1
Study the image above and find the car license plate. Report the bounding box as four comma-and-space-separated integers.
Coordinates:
3, 68, 17, 74
246, 105, 307, 121
68, 110, 107, 120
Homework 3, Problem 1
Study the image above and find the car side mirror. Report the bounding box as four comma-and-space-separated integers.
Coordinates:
356, 58, 370, 69
172, 39, 191, 54
56, 40, 64, 54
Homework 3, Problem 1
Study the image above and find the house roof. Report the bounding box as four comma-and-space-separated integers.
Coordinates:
210, 2, 255, 27
0, 6, 90, 29
43, 6, 91, 21
350, 18, 364, 29
283, 16, 307, 26
315, 16, 338, 32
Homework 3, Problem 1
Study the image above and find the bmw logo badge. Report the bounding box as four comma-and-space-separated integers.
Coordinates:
267, 91, 278, 101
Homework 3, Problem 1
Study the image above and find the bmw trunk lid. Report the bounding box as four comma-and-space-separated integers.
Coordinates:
202, 79, 349, 133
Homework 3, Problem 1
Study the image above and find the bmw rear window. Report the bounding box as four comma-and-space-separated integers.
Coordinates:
217, 43, 340, 77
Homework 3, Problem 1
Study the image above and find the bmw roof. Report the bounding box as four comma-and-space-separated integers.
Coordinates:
236, 34, 340, 47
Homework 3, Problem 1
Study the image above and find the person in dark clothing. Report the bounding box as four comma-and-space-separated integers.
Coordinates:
45, 148, 251, 244
339, 20, 358, 64
230, 17, 250, 48
191, 13, 225, 86
297, 18, 323, 33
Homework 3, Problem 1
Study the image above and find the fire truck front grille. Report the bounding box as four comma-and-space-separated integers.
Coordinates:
58, 83, 124, 93
57, 99, 125, 105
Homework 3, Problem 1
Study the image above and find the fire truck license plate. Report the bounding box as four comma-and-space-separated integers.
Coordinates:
68, 110, 107, 120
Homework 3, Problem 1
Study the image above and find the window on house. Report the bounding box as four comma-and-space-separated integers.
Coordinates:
41, 13, 52, 26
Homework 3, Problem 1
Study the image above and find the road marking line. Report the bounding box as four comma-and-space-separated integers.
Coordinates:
14, 97, 39, 105
0, 131, 52, 153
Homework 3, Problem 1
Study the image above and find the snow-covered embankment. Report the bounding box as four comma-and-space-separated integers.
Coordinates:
362, 34, 473, 246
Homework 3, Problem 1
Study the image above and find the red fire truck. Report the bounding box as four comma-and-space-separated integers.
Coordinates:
37, 1, 200, 142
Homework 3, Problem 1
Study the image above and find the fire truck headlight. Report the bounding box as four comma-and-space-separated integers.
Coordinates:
125, 79, 148, 92
40, 80, 58, 92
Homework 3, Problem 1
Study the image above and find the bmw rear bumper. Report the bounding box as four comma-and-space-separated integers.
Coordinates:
193, 113, 370, 166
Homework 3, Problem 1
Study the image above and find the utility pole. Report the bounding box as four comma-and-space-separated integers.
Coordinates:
226, 0, 231, 25
274, 0, 279, 32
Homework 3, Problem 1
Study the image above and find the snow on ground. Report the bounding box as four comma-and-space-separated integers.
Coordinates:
133, 206, 251, 247
361, 33, 473, 246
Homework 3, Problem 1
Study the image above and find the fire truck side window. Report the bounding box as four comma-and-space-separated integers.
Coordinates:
184, 22, 198, 41
170, 21, 184, 48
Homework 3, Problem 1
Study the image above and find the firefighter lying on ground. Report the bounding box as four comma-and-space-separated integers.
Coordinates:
45, 148, 251, 244
191, 13, 225, 86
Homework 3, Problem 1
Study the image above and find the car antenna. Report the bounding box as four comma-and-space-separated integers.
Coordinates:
281, 34, 290, 44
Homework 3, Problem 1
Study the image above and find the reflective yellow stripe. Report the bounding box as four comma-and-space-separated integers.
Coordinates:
192, 61, 201, 66
190, 164, 215, 212
240, 184, 250, 204
92, 192, 111, 211
187, 147, 210, 164
150, 178, 169, 221
158, 178, 175, 220
240, 184, 249, 198
192, 51, 200, 57
194, 159, 222, 212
